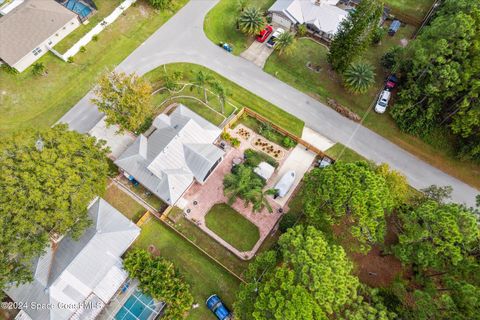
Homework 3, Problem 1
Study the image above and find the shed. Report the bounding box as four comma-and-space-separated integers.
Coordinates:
254, 162, 275, 180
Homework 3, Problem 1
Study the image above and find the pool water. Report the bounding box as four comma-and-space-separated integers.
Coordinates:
65, 0, 92, 18
115, 290, 158, 320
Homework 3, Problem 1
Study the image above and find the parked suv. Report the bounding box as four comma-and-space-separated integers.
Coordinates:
375, 90, 391, 114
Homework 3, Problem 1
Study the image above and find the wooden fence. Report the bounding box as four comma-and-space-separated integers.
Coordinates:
225, 107, 331, 159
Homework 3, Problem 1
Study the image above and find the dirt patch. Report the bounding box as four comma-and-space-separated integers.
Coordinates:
148, 244, 160, 256
350, 246, 406, 287
332, 214, 411, 287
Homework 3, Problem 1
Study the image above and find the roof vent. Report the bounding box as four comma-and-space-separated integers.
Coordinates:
314, 0, 322, 5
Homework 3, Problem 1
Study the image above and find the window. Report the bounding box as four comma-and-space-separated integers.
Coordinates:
32, 47, 42, 56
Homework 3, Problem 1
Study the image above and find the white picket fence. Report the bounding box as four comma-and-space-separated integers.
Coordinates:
53, 0, 137, 61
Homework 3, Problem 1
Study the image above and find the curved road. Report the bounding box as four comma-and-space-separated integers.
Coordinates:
59, 0, 479, 207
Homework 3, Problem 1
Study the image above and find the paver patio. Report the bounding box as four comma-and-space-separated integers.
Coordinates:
180, 128, 289, 260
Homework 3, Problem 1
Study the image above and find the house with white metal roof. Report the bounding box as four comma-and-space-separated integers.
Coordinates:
6, 198, 140, 320
115, 105, 225, 205
269, 0, 348, 42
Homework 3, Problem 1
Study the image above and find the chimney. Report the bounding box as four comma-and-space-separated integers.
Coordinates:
315, 0, 322, 5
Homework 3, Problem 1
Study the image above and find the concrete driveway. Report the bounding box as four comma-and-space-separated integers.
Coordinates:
58, 0, 479, 207
267, 145, 317, 207
240, 40, 274, 68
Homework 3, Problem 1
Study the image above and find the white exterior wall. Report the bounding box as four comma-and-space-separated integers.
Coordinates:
12, 16, 80, 72
271, 12, 293, 29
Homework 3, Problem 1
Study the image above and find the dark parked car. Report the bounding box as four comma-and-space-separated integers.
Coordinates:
256, 25, 273, 43
206, 295, 232, 320
385, 74, 398, 90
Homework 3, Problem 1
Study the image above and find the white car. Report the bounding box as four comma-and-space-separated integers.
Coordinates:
374, 90, 391, 113
266, 28, 285, 48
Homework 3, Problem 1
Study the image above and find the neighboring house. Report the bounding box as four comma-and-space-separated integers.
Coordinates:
115, 105, 225, 206
0, 0, 81, 72
269, 0, 348, 42
6, 198, 140, 320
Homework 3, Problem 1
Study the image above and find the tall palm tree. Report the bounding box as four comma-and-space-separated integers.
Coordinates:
211, 80, 227, 114
274, 31, 296, 56
192, 70, 214, 103
238, 7, 264, 36
343, 61, 376, 94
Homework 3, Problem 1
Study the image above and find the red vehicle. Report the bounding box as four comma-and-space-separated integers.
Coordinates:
256, 25, 273, 43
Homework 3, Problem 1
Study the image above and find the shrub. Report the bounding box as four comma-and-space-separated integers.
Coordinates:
297, 24, 307, 37
79, 46, 86, 53
221, 131, 232, 140
1, 64, 18, 75
92, 35, 99, 41
244, 149, 278, 168
231, 137, 241, 148
371, 26, 386, 45
282, 137, 295, 148
381, 45, 403, 71
67, 56, 74, 63
279, 212, 298, 233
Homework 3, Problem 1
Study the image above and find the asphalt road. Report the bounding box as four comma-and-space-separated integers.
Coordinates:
59, 0, 479, 207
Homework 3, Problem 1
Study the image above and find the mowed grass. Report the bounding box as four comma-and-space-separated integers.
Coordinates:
205, 204, 260, 252
170, 208, 250, 276
204, 0, 276, 55
53, 0, 123, 53
385, 0, 434, 20
0, 0, 188, 136
325, 143, 367, 163
264, 27, 480, 190
144, 63, 305, 136
135, 219, 241, 320
103, 184, 146, 222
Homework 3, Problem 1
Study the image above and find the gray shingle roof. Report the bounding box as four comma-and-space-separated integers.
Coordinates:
115, 105, 224, 205
0, 0, 78, 66
6, 198, 140, 320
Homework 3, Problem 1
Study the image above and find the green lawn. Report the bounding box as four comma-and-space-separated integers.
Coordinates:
119, 177, 166, 211
135, 219, 241, 320
169, 207, 250, 276
143, 63, 305, 136
103, 184, 146, 222
325, 143, 368, 163
264, 30, 480, 190
204, 0, 276, 55
53, 0, 123, 53
205, 204, 260, 252
385, 0, 434, 20
0, 0, 188, 136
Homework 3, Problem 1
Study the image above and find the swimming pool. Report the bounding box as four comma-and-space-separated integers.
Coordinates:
114, 290, 162, 320
65, 0, 92, 19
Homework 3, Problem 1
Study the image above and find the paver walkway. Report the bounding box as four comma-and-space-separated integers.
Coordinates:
181, 137, 285, 260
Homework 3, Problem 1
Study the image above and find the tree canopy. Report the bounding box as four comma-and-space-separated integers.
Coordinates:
92, 71, 153, 133
328, 0, 384, 72
391, 0, 480, 161
235, 226, 386, 319
0, 125, 109, 290
123, 248, 193, 319
303, 161, 396, 251
394, 200, 479, 270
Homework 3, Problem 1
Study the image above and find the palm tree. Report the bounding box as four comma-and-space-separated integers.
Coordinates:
274, 31, 296, 56
31, 62, 45, 76
238, 7, 264, 36
192, 70, 214, 103
223, 165, 270, 212
343, 61, 376, 94
237, 0, 250, 12
211, 80, 227, 114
